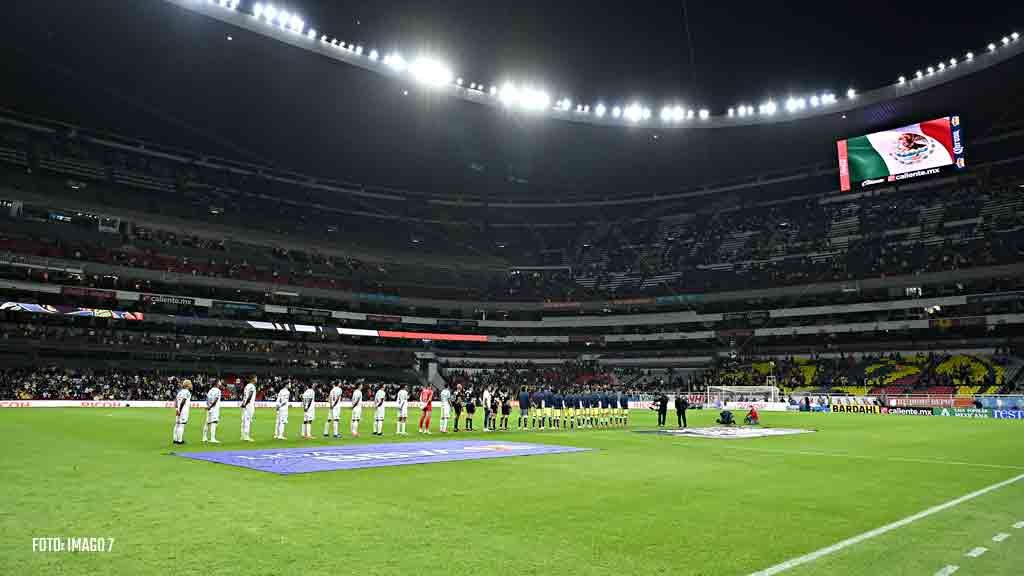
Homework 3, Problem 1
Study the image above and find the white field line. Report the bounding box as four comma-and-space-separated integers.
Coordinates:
676, 443, 1024, 471
1014, 521, 1024, 529
934, 566, 959, 576
748, 473, 1024, 576
992, 533, 1010, 542
965, 547, 987, 558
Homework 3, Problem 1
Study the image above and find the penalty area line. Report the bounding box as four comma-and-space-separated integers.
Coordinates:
748, 472, 1024, 576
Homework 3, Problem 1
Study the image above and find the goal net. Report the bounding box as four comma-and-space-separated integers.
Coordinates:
706, 385, 779, 407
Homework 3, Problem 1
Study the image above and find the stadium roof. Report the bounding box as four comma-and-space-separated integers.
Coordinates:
3, 2, 1023, 201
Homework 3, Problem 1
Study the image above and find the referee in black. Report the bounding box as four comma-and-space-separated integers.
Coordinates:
675, 393, 689, 428
653, 393, 669, 427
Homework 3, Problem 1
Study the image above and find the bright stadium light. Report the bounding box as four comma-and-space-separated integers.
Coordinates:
385, 52, 407, 72
698, 109, 709, 120
915, 70, 923, 79
612, 106, 622, 118
490, 85, 497, 95
355, 46, 363, 55
456, 77, 463, 86
927, 66, 934, 75
759, 101, 777, 116
276, 10, 290, 28
519, 87, 551, 111
846, 88, 856, 99
595, 103, 606, 117
820, 93, 837, 105
409, 56, 453, 86
686, 109, 694, 119
673, 106, 685, 122
624, 103, 644, 122
253, 3, 263, 18
660, 107, 673, 122
728, 107, 735, 117
499, 83, 519, 107
263, 4, 277, 22
937, 62, 945, 71
897, 76, 905, 85
737, 106, 746, 118
965, 51, 974, 61
307, 29, 316, 39
1002, 36, 1011, 46
1013, 32, 1020, 41
949, 57, 957, 67
642, 108, 652, 120
369, 49, 379, 61
988, 42, 997, 52
785, 97, 798, 113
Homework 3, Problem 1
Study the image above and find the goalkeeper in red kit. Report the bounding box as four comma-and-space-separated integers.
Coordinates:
418, 386, 434, 434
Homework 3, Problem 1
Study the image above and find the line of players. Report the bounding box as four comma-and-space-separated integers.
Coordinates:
172, 377, 630, 445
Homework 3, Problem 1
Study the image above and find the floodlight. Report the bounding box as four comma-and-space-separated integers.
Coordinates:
369, 50, 379, 61
410, 56, 453, 86
698, 109, 709, 120
612, 106, 622, 118
595, 103, 606, 117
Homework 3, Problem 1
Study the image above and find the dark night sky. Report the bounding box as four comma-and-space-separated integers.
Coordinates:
294, 0, 1022, 108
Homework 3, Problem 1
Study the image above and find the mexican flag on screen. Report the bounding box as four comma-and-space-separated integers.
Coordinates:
838, 117, 955, 191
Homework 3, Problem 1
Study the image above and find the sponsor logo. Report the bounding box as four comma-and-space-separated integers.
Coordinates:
892, 167, 941, 182
0, 401, 32, 408
830, 404, 881, 414
881, 406, 933, 416
861, 178, 887, 187
143, 294, 194, 306
78, 401, 125, 408
937, 407, 990, 418
992, 410, 1024, 420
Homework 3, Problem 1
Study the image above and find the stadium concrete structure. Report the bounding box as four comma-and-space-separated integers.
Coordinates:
0, 0, 1022, 395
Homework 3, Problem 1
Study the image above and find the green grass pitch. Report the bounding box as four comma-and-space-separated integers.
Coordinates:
1, 408, 1022, 575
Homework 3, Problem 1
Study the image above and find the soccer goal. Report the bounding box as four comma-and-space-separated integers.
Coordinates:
706, 385, 780, 407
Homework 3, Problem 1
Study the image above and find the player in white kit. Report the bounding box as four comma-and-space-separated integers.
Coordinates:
274, 383, 291, 440
324, 381, 343, 438
396, 384, 409, 435
300, 385, 316, 439
372, 386, 387, 436
202, 381, 222, 443
440, 384, 451, 433
240, 376, 257, 442
350, 383, 363, 437
171, 379, 193, 445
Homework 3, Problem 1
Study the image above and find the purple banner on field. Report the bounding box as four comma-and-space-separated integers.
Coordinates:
176, 440, 590, 475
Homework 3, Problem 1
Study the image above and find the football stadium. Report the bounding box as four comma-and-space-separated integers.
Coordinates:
3, 1, 1024, 575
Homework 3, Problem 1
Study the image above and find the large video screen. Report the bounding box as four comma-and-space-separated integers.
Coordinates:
838, 116, 965, 192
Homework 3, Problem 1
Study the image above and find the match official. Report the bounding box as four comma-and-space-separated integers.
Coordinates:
675, 393, 689, 428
